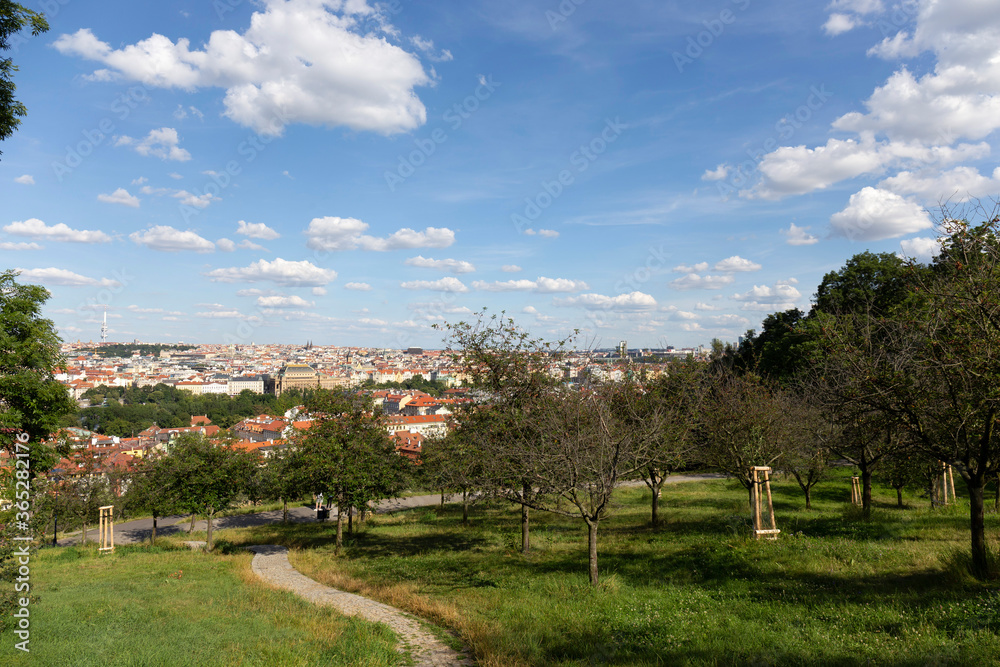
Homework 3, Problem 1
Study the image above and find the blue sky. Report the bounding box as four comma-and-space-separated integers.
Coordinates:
3, 0, 998, 349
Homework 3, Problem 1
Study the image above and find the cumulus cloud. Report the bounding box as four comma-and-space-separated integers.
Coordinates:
701, 164, 729, 181
672, 262, 709, 273
829, 187, 933, 241
14, 174, 34, 185
781, 223, 819, 246
206, 258, 338, 286
399, 277, 468, 292
216, 238, 236, 252
236, 220, 280, 240
14, 267, 121, 288
899, 236, 942, 261
53, 0, 431, 136
404, 255, 476, 274
0, 241, 41, 251
714, 256, 761, 272
344, 282, 372, 291
97, 187, 140, 207
695, 302, 721, 311
115, 127, 191, 161
501, 264, 522, 273
823, 13, 857, 36
257, 295, 314, 308
4, 218, 111, 243
553, 291, 657, 311
669, 273, 735, 290
305, 216, 455, 252
879, 166, 1000, 203
129, 226, 215, 253
472, 277, 589, 293
731, 282, 802, 311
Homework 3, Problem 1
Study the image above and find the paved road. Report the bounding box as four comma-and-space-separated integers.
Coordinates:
55, 474, 723, 547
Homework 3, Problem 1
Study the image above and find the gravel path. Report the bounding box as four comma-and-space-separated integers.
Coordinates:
247, 545, 473, 667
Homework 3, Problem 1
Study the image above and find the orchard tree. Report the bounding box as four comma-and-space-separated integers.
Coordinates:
289, 390, 408, 554
435, 310, 576, 554
124, 453, 181, 544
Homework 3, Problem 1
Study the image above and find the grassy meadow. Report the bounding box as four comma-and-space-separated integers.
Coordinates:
4, 542, 402, 666
214, 469, 1000, 666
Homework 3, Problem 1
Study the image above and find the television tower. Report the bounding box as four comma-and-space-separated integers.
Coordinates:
100, 306, 109, 344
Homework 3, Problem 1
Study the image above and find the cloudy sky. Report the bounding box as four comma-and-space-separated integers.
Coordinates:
3, 0, 997, 349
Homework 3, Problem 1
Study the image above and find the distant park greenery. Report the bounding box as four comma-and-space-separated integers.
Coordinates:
77, 343, 196, 358
358, 374, 449, 396
73, 384, 314, 435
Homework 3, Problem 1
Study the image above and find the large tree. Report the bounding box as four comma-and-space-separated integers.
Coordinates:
289, 390, 408, 554
0, 1, 48, 156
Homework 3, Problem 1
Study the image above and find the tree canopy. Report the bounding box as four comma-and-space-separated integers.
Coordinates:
0, 1, 48, 156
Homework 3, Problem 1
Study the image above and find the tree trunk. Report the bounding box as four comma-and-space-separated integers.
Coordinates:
335, 495, 344, 555
521, 502, 530, 554
462, 489, 469, 526
189, 513, 196, 533
439, 488, 445, 510
82, 521, 88, 545
348, 505, 353, 534
995, 473, 999, 512
282, 498, 288, 524
651, 485, 661, 526
151, 514, 158, 544
206, 508, 214, 552
861, 468, 873, 517
805, 485, 812, 510
968, 479, 989, 578
896, 486, 903, 508
587, 518, 599, 587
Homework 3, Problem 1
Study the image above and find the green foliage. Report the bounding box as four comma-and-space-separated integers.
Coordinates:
359, 374, 448, 396
0, 1, 48, 157
77, 384, 309, 435
78, 343, 196, 358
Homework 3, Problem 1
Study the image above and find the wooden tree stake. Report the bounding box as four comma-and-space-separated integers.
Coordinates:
99, 505, 114, 554
751, 466, 779, 540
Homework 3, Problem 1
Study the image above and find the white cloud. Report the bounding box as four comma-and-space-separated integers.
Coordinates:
672, 262, 709, 273
553, 291, 657, 311
236, 220, 280, 240
131, 176, 147, 185
523, 228, 560, 238
404, 256, 476, 274
0, 242, 41, 250
4, 218, 111, 243
899, 236, 942, 261
707, 313, 751, 327
257, 295, 314, 308
312, 286, 326, 296
400, 277, 469, 292
522, 306, 539, 314
501, 264, 522, 273
196, 310, 247, 319
130, 226, 215, 253
305, 216, 455, 251
238, 240, 268, 251
53, 1, 431, 136
173, 190, 219, 209
781, 223, 819, 246
14, 267, 120, 288
216, 238, 236, 252
731, 282, 802, 311
471, 277, 589, 293
97, 187, 140, 207
116, 127, 191, 161
669, 273, 735, 290
714, 256, 761, 272
879, 166, 1000, 203
207, 258, 338, 286
823, 13, 857, 36
829, 187, 933, 241
344, 282, 372, 291
14, 174, 34, 185
695, 302, 721, 311
701, 164, 729, 181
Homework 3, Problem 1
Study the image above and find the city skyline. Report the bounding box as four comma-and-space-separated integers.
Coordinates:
4, 0, 998, 349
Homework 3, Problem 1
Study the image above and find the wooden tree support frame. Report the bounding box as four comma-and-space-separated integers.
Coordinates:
934, 462, 956, 507
99, 505, 114, 554
750, 466, 780, 540
851, 476, 862, 506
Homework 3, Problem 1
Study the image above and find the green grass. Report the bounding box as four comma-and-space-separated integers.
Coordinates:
3, 542, 403, 666
217, 470, 1000, 666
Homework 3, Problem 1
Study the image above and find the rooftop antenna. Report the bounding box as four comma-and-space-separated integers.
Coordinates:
100, 305, 109, 344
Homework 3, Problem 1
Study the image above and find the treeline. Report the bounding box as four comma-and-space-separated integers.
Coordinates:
79, 343, 195, 358
358, 374, 449, 396
74, 384, 315, 435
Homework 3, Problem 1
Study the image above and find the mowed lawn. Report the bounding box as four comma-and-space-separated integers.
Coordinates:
4, 543, 403, 667
220, 471, 1000, 666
